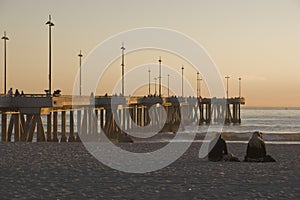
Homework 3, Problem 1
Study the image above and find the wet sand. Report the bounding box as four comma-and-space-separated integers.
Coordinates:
0, 142, 299, 199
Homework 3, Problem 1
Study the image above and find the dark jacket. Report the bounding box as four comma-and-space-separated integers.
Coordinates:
246, 141, 266, 159
208, 137, 228, 161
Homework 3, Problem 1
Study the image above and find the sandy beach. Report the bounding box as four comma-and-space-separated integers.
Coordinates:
0, 142, 299, 199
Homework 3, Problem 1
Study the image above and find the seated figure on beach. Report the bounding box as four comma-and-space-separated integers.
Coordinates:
244, 131, 275, 162
208, 135, 239, 162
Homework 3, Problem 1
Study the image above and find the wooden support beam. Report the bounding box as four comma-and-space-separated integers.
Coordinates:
14, 114, 20, 142
36, 115, 46, 142
27, 115, 37, 142
69, 110, 75, 142
1, 113, 7, 142
61, 111, 67, 142
47, 113, 52, 142
76, 110, 81, 142
53, 112, 58, 142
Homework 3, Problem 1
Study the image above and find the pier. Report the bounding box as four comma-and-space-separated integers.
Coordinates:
0, 95, 245, 142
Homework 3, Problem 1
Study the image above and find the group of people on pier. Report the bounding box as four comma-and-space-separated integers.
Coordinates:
7, 88, 24, 97
208, 131, 276, 162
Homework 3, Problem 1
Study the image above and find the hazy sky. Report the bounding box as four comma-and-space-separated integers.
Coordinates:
1, 0, 300, 107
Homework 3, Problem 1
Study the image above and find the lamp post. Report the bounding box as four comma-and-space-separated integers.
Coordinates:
196, 72, 199, 97
1, 31, 9, 94
154, 77, 157, 95
46, 15, 54, 95
225, 76, 230, 99
158, 56, 162, 96
78, 50, 83, 96
167, 74, 170, 97
121, 43, 125, 96
148, 69, 151, 95
239, 77, 241, 98
181, 65, 184, 97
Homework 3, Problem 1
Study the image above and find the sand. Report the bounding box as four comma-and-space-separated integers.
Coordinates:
0, 142, 299, 199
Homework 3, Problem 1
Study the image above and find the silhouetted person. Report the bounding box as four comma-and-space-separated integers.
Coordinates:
244, 131, 275, 162
53, 89, 61, 97
208, 135, 240, 162
7, 88, 13, 96
21, 91, 25, 96
15, 89, 20, 96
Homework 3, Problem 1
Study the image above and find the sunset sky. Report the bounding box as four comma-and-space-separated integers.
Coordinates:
1, 0, 300, 107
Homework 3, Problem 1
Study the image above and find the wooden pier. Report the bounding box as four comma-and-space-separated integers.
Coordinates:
0, 95, 245, 142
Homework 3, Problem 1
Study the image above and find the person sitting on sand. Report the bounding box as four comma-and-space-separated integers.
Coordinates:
244, 131, 275, 162
208, 135, 239, 162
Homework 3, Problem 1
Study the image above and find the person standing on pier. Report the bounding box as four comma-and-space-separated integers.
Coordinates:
15, 89, 20, 96
7, 88, 13, 96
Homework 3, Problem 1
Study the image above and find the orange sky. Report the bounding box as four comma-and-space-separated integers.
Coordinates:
1, 0, 300, 107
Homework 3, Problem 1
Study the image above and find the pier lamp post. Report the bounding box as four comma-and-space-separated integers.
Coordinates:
225, 76, 230, 99
167, 74, 170, 97
196, 72, 200, 98
154, 77, 157, 95
181, 65, 184, 97
158, 57, 162, 96
148, 69, 151, 95
196, 72, 203, 98
46, 15, 54, 95
239, 77, 241, 98
121, 43, 125, 96
1, 31, 9, 94
78, 50, 83, 96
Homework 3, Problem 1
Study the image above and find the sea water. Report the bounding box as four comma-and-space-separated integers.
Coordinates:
1, 108, 300, 142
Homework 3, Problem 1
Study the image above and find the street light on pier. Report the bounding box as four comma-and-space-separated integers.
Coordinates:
148, 69, 151, 95
1, 31, 9, 94
238, 77, 241, 98
158, 56, 162, 96
167, 74, 170, 97
225, 76, 230, 99
196, 72, 203, 98
121, 43, 125, 96
181, 65, 184, 97
46, 15, 54, 95
78, 50, 83, 96
154, 77, 157, 95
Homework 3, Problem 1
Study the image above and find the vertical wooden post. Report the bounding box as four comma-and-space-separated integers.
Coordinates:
61, 111, 67, 142
100, 109, 104, 133
53, 112, 58, 142
22, 114, 32, 142
20, 114, 25, 141
36, 115, 46, 142
7, 114, 14, 142
14, 114, 20, 142
69, 110, 75, 142
238, 103, 241, 123
76, 110, 82, 142
1, 113, 7, 142
47, 112, 52, 142
95, 109, 98, 135
82, 108, 87, 136
27, 115, 37, 142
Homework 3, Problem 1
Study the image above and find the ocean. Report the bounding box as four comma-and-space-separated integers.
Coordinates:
1, 107, 300, 142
